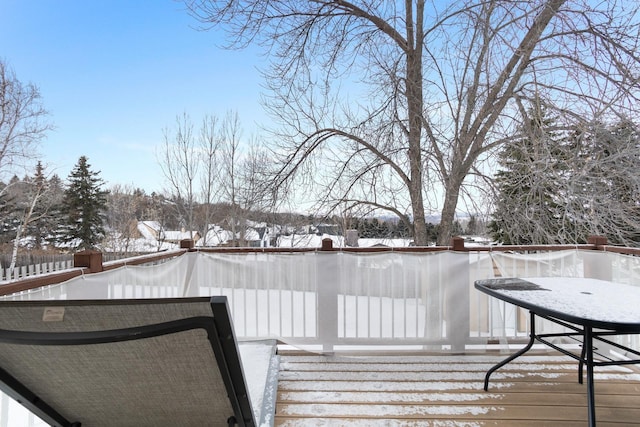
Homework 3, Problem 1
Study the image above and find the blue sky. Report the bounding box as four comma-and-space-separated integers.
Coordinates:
1, 0, 266, 193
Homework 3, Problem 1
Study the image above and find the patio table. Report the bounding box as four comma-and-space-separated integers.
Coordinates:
475, 277, 640, 427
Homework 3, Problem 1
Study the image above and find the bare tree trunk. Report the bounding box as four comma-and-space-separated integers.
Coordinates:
8, 224, 22, 278
8, 188, 40, 277
199, 115, 221, 246
439, 178, 462, 246
406, 0, 427, 245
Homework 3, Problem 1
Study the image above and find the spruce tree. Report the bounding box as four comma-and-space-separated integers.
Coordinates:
572, 120, 640, 246
59, 156, 108, 250
489, 105, 573, 245
24, 162, 65, 249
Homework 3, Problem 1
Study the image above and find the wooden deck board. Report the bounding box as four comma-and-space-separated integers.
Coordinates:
274, 351, 640, 426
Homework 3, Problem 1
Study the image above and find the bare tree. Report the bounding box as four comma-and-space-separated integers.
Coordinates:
185, 0, 640, 245
158, 112, 199, 237
144, 192, 175, 251
219, 111, 270, 245
8, 183, 43, 275
7, 162, 59, 276
104, 184, 145, 253
159, 110, 270, 246
198, 115, 222, 246
0, 59, 52, 195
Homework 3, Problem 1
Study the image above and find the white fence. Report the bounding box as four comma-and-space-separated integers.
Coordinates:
5, 248, 637, 350
0, 260, 73, 282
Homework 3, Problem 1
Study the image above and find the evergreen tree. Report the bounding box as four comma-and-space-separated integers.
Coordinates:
58, 156, 108, 250
451, 220, 464, 237
465, 215, 478, 236
571, 120, 640, 246
489, 104, 574, 245
490, 107, 640, 247
25, 164, 65, 249
426, 223, 438, 245
393, 218, 411, 239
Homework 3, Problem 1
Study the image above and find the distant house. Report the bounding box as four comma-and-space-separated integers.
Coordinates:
136, 221, 164, 241
198, 225, 234, 247
276, 233, 345, 248
135, 221, 200, 245
357, 238, 413, 248
163, 230, 201, 245
245, 221, 280, 247
315, 223, 340, 235
246, 227, 260, 240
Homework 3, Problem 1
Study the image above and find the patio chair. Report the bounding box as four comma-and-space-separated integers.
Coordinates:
0, 296, 277, 427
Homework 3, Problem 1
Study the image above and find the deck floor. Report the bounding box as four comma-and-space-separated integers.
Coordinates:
274, 350, 640, 426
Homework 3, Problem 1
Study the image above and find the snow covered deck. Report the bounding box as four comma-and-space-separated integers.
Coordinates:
274, 351, 640, 426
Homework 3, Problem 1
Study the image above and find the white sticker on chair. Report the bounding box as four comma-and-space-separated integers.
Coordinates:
42, 307, 65, 322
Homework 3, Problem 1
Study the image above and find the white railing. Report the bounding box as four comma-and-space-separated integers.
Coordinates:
0, 260, 73, 282
6, 248, 636, 350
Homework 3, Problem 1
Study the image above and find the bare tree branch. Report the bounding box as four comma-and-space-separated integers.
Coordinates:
186, 0, 640, 245
0, 60, 52, 185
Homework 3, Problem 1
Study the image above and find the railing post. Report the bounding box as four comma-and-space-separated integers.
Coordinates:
321, 238, 333, 251
447, 237, 470, 352
180, 239, 195, 250
584, 235, 612, 280
73, 249, 103, 273
318, 238, 337, 352
451, 236, 465, 251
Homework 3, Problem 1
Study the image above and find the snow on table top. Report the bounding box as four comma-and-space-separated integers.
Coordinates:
479, 277, 640, 326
